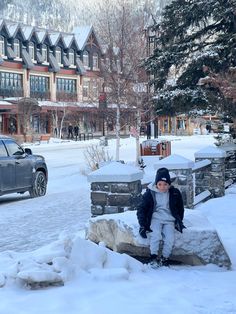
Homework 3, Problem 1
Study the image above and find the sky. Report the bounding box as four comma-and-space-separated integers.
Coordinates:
0, 134, 236, 314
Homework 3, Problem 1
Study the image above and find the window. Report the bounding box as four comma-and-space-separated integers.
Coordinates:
0, 36, 5, 56
4, 139, 24, 156
56, 78, 77, 101
92, 80, 98, 98
41, 45, 48, 62
30, 76, 49, 100
56, 78, 76, 93
0, 141, 8, 157
0, 72, 22, 90
68, 49, 75, 65
83, 79, 89, 98
55, 47, 62, 64
83, 51, 89, 67
93, 53, 99, 69
14, 39, 20, 58
28, 42, 35, 60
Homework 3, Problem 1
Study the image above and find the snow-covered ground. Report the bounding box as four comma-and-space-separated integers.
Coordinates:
0, 134, 236, 314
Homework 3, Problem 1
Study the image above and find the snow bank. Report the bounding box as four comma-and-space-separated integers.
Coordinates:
0, 234, 144, 289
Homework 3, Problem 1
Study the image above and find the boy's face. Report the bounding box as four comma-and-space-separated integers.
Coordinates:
156, 181, 170, 193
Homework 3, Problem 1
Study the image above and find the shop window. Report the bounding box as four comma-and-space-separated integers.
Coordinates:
83, 80, 89, 98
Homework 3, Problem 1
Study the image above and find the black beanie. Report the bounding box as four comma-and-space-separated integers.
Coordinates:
155, 167, 171, 185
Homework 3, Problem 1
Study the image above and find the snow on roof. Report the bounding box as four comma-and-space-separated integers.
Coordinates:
0, 100, 13, 105
153, 154, 194, 169
21, 25, 34, 41
73, 25, 93, 50
194, 146, 226, 158
6, 21, 19, 37
35, 28, 47, 43
48, 32, 61, 46
87, 162, 143, 183
62, 34, 74, 48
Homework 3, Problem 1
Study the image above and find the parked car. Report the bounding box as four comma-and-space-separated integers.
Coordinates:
0, 135, 48, 198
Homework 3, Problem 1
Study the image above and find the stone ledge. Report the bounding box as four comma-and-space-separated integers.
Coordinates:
85, 210, 231, 268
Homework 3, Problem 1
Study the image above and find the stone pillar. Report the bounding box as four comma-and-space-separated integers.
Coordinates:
153, 154, 194, 208
219, 144, 236, 182
87, 162, 143, 216
195, 146, 226, 198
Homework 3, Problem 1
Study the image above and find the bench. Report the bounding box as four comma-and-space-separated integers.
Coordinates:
40, 134, 51, 143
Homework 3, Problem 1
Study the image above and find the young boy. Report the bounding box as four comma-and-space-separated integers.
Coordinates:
137, 167, 185, 267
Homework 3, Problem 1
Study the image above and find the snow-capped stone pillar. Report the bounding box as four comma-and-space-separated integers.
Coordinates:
219, 143, 236, 182
154, 155, 194, 208
87, 162, 143, 216
195, 146, 226, 198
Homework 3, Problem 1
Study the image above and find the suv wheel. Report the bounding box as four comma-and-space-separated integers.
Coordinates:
29, 171, 47, 198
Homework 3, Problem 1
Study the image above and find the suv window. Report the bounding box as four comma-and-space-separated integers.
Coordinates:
4, 139, 25, 156
0, 141, 8, 157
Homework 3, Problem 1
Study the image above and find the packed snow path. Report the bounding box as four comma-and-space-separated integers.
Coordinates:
0, 141, 93, 252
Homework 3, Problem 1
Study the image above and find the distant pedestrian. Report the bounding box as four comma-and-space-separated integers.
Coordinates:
68, 124, 73, 139
8, 122, 16, 135
74, 125, 79, 141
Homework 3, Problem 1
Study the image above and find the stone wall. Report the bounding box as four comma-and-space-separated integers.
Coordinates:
91, 181, 142, 216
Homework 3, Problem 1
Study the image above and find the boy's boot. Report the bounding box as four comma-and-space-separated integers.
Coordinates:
160, 256, 170, 267
149, 254, 160, 268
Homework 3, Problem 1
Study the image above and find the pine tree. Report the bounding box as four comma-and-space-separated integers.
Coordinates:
146, 0, 236, 117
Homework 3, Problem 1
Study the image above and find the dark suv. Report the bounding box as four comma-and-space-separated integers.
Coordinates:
0, 136, 48, 198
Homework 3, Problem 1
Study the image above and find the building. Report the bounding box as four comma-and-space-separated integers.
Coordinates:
0, 19, 136, 141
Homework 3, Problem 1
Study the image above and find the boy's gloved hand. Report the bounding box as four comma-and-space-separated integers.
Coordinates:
139, 227, 147, 238
175, 220, 186, 233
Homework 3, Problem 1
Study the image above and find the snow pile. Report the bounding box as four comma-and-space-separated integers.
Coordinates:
0, 235, 144, 289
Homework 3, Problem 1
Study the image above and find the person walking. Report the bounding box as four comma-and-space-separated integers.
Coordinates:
68, 124, 73, 139
137, 167, 185, 268
74, 125, 79, 141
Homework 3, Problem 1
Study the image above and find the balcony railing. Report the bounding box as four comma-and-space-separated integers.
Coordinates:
56, 91, 77, 102
0, 87, 24, 98
30, 90, 50, 101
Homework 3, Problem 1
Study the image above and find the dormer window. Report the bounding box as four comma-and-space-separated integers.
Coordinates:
0, 36, 5, 56
93, 53, 99, 70
55, 47, 62, 64
68, 49, 75, 65
83, 51, 89, 67
14, 39, 20, 58
28, 42, 35, 60
41, 44, 48, 62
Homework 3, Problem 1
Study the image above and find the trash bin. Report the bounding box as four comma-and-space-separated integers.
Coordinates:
140, 140, 171, 157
